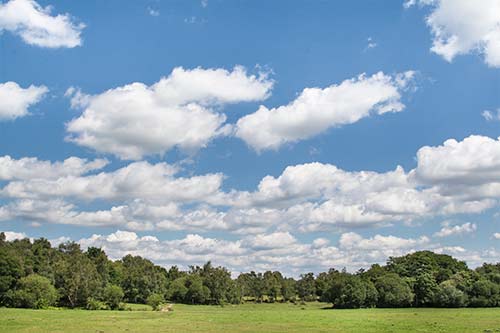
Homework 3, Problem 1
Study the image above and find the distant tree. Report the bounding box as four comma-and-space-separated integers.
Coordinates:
147, 293, 165, 311
168, 277, 189, 302
9, 274, 58, 309
87, 247, 112, 288
413, 272, 438, 307
468, 278, 500, 307
0, 246, 23, 305
324, 273, 377, 309
263, 271, 283, 302
297, 273, 316, 301
54, 242, 101, 308
433, 280, 467, 307
185, 275, 210, 304
102, 284, 124, 310
120, 255, 167, 303
375, 273, 414, 307
281, 277, 297, 302
195, 262, 233, 305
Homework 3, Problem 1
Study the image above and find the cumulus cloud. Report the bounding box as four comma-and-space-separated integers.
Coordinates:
434, 221, 477, 237
3, 135, 500, 234
1, 161, 223, 203
2, 231, 28, 241
0, 81, 47, 120
494, 233, 500, 240
66, 66, 273, 160
0, 155, 107, 180
235, 71, 414, 151
407, 0, 500, 67
0, 0, 84, 48
339, 232, 430, 251
415, 135, 500, 194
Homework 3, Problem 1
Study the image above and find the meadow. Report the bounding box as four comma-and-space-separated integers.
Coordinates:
1, 302, 500, 333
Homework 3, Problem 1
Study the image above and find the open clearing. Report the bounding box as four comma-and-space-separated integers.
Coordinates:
1, 303, 500, 333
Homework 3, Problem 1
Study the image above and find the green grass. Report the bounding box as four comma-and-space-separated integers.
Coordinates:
1, 303, 500, 333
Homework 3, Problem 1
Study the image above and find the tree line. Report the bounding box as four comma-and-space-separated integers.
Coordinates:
1, 232, 499, 309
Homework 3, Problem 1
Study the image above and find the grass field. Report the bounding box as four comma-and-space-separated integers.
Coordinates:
1, 303, 500, 333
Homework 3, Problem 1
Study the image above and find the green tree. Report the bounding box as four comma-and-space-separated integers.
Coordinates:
9, 274, 58, 309
54, 242, 101, 308
0, 245, 23, 305
263, 271, 283, 302
147, 293, 165, 311
433, 280, 467, 307
375, 273, 414, 307
297, 273, 316, 301
185, 275, 210, 304
413, 272, 438, 307
120, 255, 167, 303
281, 277, 297, 302
167, 277, 188, 302
102, 284, 124, 310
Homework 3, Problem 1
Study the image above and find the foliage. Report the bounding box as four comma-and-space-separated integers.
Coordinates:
146, 293, 165, 311
375, 273, 414, 307
1, 234, 500, 310
9, 274, 58, 309
103, 284, 124, 310
86, 298, 108, 310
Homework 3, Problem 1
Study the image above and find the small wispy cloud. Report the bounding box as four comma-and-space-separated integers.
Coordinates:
184, 16, 207, 24
482, 109, 500, 122
148, 7, 160, 17
363, 37, 377, 52
201, 0, 208, 8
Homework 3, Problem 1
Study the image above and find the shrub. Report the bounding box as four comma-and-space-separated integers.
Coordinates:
103, 284, 124, 310
10, 274, 58, 309
433, 281, 467, 307
375, 273, 414, 307
86, 297, 108, 310
147, 293, 165, 311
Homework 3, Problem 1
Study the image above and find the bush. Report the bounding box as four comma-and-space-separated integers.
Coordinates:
103, 284, 124, 310
10, 274, 58, 309
375, 273, 414, 307
86, 297, 108, 310
147, 293, 165, 311
433, 281, 467, 307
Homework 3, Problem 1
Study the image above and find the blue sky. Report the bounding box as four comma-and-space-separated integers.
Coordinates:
0, 0, 499, 275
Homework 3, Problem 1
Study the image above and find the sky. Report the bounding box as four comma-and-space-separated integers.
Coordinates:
0, 0, 499, 276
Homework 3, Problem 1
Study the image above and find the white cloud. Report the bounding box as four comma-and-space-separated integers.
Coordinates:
407, 0, 500, 67
66, 66, 273, 160
0, 81, 47, 120
1, 161, 223, 203
0, 155, 107, 180
147, 7, 159, 17
434, 221, 477, 237
339, 232, 430, 251
364, 37, 377, 51
0, 0, 84, 48
494, 232, 500, 240
482, 109, 500, 121
414, 135, 500, 192
3, 231, 28, 241
235, 71, 414, 151
243, 232, 297, 250
3, 135, 500, 234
